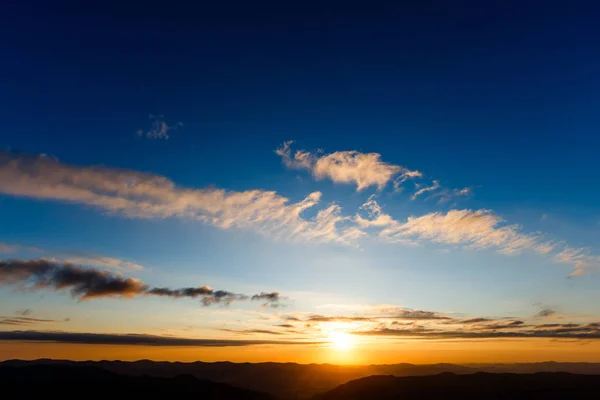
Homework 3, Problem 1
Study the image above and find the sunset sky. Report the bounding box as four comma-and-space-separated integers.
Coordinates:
2, 1, 600, 364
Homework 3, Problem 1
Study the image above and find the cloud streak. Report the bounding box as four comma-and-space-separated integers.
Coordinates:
0, 330, 319, 346
220, 328, 285, 335
353, 323, 600, 340
0, 259, 284, 306
0, 316, 59, 326
0, 152, 362, 245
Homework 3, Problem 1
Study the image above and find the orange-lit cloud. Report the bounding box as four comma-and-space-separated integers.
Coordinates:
276, 141, 421, 191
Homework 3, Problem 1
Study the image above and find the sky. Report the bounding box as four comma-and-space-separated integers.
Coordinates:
1, 1, 600, 364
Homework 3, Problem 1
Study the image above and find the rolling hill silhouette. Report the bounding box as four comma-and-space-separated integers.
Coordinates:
314, 372, 600, 400
0, 364, 276, 400
5, 359, 600, 399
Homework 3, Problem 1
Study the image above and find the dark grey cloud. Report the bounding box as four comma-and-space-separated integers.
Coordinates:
276, 324, 295, 328
0, 259, 282, 307
0, 316, 58, 326
391, 321, 414, 326
536, 308, 557, 318
251, 292, 285, 308
252, 292, 280, 302
473, 320, 527, 330
460, 318, 493, 324
0, 330, 319, 346
283, 316, 301, 321
534, 323, 579, 329
147, 286, 213, 297
148, 286, 248, 306
0, 259, 147, 299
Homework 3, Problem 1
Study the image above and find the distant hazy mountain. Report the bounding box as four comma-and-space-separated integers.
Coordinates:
4, 359, 600, 399
0, 364, 276, 400
314, 372, 600, 400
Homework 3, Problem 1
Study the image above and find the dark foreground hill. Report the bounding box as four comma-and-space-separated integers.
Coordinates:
0, 365, 276, 400
315, 372, 600, 400
5, 359, 600, 399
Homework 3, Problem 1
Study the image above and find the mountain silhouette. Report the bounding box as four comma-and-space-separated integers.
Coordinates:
314, 372, 600, 400
0, 364, 276, 400
5, 359, 600, 399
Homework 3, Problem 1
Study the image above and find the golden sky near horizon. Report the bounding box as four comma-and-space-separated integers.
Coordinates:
3, 339, 600, 365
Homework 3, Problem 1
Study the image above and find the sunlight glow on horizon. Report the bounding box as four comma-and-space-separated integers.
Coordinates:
328, 331, 354, 350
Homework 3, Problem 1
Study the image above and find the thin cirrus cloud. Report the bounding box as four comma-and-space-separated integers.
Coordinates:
357, 196, 599, 276
276, 141, 422, 191
0, 259, 283, 307
411, 181, 473, 203
0, 151, 362, 246
411, 180, 441, 200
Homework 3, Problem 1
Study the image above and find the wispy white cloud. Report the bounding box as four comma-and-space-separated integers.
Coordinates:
382, 209, 554, 255
0, 152, 362, 246
411, 180, 441, 200
554, 247, 600, 277
277, 142, 472, 204
355, 195, 395, 228
276, 141, 422, 191
431, 186, 473, 204
137, 114, 183, 140
2, 150, 598, 277
358, 197, 599, 276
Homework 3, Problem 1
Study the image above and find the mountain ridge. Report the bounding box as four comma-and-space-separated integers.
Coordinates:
5, 359, 600, 399
314, 372, 600, 400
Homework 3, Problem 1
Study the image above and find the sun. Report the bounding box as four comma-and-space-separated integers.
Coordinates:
328, 331, 354, 350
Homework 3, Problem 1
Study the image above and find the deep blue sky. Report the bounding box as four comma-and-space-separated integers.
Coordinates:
2, 1, 600, 206
1, 0, 600, 362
